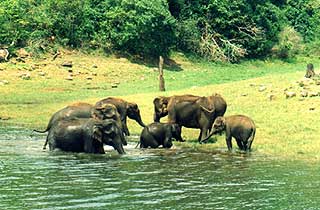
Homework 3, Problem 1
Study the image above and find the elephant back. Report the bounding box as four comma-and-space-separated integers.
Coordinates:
211, 94, 227, 117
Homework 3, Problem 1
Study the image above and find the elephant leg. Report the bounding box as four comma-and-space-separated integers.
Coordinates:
236, 138, 245, 150
198, 127, 209, 142
123, 120, 130, 136
43, 135, 49, 150
246, 130, 255, 151
226, 136, 232, 151
97, 146, 105, 154
140, 133, 159, 149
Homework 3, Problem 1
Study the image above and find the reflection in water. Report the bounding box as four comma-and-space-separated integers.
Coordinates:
0, 127, 319, 210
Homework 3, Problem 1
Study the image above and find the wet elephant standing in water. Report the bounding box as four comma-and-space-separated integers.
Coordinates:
48, 118, 125, 154
201, 115, 256, 151
139, 122, 183, 149
34, 102, 125, 149
95, 97, 146, 136
166, 93, 227, 142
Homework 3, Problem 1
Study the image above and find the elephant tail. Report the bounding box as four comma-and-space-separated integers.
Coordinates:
135, 141, 141, 148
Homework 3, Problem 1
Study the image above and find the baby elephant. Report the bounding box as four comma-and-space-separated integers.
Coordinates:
139, 122, 183, 149
201, 115, 256, 151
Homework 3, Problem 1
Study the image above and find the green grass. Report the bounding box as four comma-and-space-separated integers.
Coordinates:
1, 50, 320, 161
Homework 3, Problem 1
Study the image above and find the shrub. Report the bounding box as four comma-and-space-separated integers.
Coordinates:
99, 0, 176, 58
272, 26, 303, 59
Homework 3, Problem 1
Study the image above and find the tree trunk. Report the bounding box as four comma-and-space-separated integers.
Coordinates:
159, 56, 165, 91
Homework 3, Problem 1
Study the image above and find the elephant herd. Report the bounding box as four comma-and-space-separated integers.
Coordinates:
34, 94, 256, 155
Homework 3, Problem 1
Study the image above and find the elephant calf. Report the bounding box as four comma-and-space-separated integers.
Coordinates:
139, 122, 183, 149
201, 115, 256, 151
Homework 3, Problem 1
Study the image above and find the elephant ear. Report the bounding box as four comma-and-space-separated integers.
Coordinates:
131, 103, 138, 110
153, 97, 161, 105
93, 125, 103, 143
102, 120, 117, 137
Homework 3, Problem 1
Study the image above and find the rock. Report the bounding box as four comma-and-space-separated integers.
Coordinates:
16, 57, 25, 63
241, 93, 248, 97
17, 48, 30, 58
268, 94, 276, 101
86, 76, 93, 80
66, 75, 73, 81
39, 72, 46, 76
298, 78, 313, 87
249, 83, 256, 87
62, 61, 73, 68
309, 107, 316, 111
19, 72, 31, 80
259, 86, 267, 92
300, 91, 308, 97
0, 67, 5, 71
91, 72, 97, 76
2, 80, 9, 85
111, 84, 118, 88
284, 91, 296, 98
308, 91, 319, 97
0, 49, 9, 61
92, 64, 98, 68
0, 116, 10, 120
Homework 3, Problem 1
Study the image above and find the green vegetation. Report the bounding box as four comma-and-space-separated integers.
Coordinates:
0, 0, 319, 60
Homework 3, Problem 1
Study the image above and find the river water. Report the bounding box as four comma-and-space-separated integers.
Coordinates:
0, 127, 319, 210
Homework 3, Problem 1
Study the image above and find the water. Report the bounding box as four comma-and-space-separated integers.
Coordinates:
0, 127, 320, 210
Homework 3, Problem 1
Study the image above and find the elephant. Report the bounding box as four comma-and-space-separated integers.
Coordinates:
153, 94, 200, 122
201, 115, 256, 151
167, 93, 227, 142
48, 118, 125, 154
33, 102, 125, 149
95, 97, 146, 136
139, 122, 183, 148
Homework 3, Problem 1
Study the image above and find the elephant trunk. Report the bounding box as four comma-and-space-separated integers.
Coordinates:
114, 140, 126, 154
200, 129, 216, 144
135, 116, 146, 127
153, 112, 160, 122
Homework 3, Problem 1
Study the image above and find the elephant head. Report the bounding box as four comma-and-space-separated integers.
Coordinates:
126, 102, 146, 127
93, 103, 127, 145
153, 96, 169, 122
170, 123, 183, 142
200, 116, 226, 144
93, 119, 126, 154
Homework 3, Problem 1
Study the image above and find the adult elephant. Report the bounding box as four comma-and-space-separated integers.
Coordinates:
167, 93, 227, 142
48, 118, 125, 154
153, 94, 200, 122
34, 102, 125, 149
95, 97, 146, 136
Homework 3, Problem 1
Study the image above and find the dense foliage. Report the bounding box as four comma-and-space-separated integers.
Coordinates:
0, 0, 319, 60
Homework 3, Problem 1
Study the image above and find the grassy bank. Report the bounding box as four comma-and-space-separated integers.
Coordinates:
1, 51, 320, 161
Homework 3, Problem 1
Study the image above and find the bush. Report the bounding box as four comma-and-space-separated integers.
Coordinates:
98, 0, 176, 57
172, 0, 285, 61
272, 26, 303, 59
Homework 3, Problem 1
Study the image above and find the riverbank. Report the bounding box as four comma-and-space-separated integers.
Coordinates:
1, 51, 320, 161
